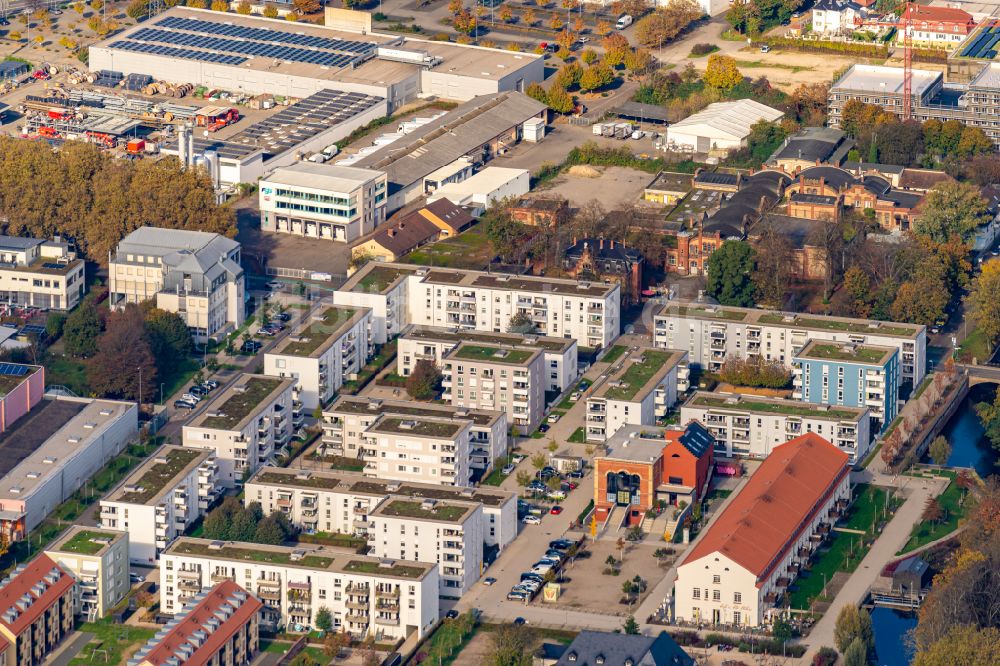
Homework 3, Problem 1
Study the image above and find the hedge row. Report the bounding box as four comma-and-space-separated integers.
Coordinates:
763, 36, 889, 58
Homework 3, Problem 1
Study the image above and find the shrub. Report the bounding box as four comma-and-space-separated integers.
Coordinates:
764, 36, 887, 58
689, 42, 717, 56
718, 355, 792, 388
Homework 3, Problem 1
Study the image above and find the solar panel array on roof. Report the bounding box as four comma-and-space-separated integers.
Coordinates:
0, 364, 28, 377
109, 40, 247, 65
961, 23, 1000, 59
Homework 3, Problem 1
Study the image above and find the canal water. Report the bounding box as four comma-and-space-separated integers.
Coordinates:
933, 383, 999, 477
871, 607, 917, 666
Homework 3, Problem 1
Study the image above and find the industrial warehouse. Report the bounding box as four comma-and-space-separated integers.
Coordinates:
88, 7, 544, 107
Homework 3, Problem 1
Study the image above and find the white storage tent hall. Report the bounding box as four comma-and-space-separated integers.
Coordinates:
666, 99, 784, 153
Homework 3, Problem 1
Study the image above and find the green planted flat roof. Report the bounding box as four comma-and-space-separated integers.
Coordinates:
797, 342, 893, 365
452, 344, 535, 364
199, 377, 285, 430
171, 540, 336, 569
757, 313, 916, 336
254, 470, 342, 490
688, 394, 863, 420
662, 306, 748, 322
353, 265, 416, 293
279, 307, 358, 357
344, 560, 426, 578
369, 416, 464, 438
377, 499, 470, 522
598, 350, 680, 401
54, 529, 120, 555
114, 448, 204, 505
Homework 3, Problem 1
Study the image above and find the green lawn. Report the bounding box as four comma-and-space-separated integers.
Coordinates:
601, 345, 628, 364
844, 484, 899, 534
327, 456, 366, 473
789, 529, 868, 610
898, 476, 966, 554
403, 225, 494, 270
261, 640, 327, 661
43, 354, 89, 395
568, 427, 586, 443
417, 612, 479, 666
68, 620, 157, 666
480, 465, 508, 486
956, 326, 992, 364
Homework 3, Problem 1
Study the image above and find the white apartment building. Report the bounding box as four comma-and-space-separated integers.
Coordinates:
335, 262, 621, 348
108, 227, 245, 343
674, 434, 850, 628
100, 445, 221, 565
45, 527, 129, 621
246, 467, 517, 596
362, 414, 472, 487
264, 305, 372, 410
585, 348, 689, 442
0, 236, 85, 310
259, 163, 388, 243
652, 301, 926, 393
680, 391, 872, 463
0, 396, 138, 543
397, 324, 579, 393
182, 375, 295, 487
160, 537, 439, 639
321, 396, 507, 474
443, 341, 546, 435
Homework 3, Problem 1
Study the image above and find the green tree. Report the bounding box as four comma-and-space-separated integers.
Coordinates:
579, 63, 614, 92
843, 637, 868, 666
144, 307, 193, 380
915, 625, 1000, 666
531, 453, 546, 470
126, 0, 148, 18
483, 208, 524, 263
253, 516, 286, 544
235, 0, 252, 12
487, 623, 533, 666
914, 181, 990, 244
623, 615, 640, 634
525, 81, 547, 105
262, 4, 279, 17
706, 240, 756, 307
87, 304, 157, 401
45, 312, 66, 340
64, 298, 101, 357
772, 616, 793, 643
844, 265, 872, 317
546, 84, 575, 113
834, 605, 874, 655
515, 470, 532, 487
554, 62, 583, 90
314, 607, 334, 632
976, 388, 1000, 452
967, 258, 1000, 345
405, 359, 441, 400
581, 48, 597, 64
929, 435, 952, 466
634, 0, 702, 47
704, 54, 743, 91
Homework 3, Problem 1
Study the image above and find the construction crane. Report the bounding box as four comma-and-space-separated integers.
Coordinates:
902, 0, 914, 121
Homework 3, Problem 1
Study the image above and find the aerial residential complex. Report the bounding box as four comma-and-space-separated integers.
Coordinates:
674, 433, 850, 627
681, 391, 873, 463
322, 396, 507, 474
0, 555, 76, 664
397, 325, 579, 393
362, 414, 472, 487
259, 163, 388, 243
161, 537, 438, 638
442, 341, 546, 435
793, 340, 900, 430
0, 395, 138, 542
335, 262, 621, 348
653, 301, 926, 391
100, 446, 221, 565
45, 527, 129, 621
0, 236, 85, 311
585, 348, 689, 442
108, 227, 245, 343
263, 305, 372, 409
182, 375, 295, 487
133, 580, 262, 666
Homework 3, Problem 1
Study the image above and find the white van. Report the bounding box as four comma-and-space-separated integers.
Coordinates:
616, 14, 632, 29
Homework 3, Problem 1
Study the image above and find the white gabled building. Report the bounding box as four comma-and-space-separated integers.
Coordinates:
161, 537, 439, 639
264, 305, 372, 410
322, 396, 507, 475
335, 262, 621, 349
182, 375, 295, 488
100, 445, 220, 565
245, 466, 517, 597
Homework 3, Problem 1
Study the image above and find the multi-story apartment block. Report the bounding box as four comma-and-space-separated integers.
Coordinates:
322, 396, 507, 474
45, 527, 129, 621
674, 434, 850, 627
246, 467, 515, 597
100, 446, 221, 565
653, 301, 925, 393
134, 580, 262, 666
680, 391, 872, 464
0, 555, 75, 664
108, 227, 245, 343
585, 348, 689, 442
335, 262, 621, 348
0, 395, 138, 543
182, 375, 295, 488
442, 341, 545, 435
362, 415, 472, 487
259, 163, 388, 243
264, 306, 372, 410
0, 236, 85, 310
793, 341, 899, 431
397, 324, 579, 393
160, 538, 438, 639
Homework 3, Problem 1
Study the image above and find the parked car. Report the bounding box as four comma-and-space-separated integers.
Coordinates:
567, 470, 584, 479
507, 591, 528, 601
483, 577, 497, 586
569, 391, 582, 402
502, 464, 515, 475
276, 312, 292, 322
545, 550, 565, 560
547, 490, 567, 501
760, 44, 771, 53
520, 573, 544, 582
201, 381, 217, 391
173, 399, 197, 409
549, 539, 573, 550
511, 454, 526, 464
547, 413, 561, 423
181, 393, 202, 404
538, 423, 550, 433
188, 385, 208, 397
527, 481, 546, 493
266, 280, 283, 290
514, 617, 527, 626
562, 481, 579, 491
550, 505, 563, 515
523, 515, 541, 525
241, 340, 262, 354
445, 610, 460, 620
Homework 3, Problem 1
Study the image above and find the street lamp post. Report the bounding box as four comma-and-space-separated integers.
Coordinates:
137, 366, 143, 409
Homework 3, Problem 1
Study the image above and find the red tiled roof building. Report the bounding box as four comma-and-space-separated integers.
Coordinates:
0, 554, 75, 665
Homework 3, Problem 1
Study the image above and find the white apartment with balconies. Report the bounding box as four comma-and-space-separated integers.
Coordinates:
361, 414, 472, 487
321, 396, 507, 475
335, 263, 621, 348
246, 467, 516, 597
259, 163, 388, 243
585, 348, 689, 442
397, 324, 578, 393
264, 306, 372, 410
100, 445, 220, 565
0, 235, 85, 311
652, 301, 926, 394
443, 341, 545, 435
160, 537, 438, 640
182, 375, 295, 488
680, 391, 872, 464
45, 527, 129, 621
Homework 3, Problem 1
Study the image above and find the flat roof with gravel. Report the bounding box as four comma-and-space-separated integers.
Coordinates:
105, 446, 209, 506
591, 348, 685, 402
188, 376, 291, 431
684, 391, 867, 420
